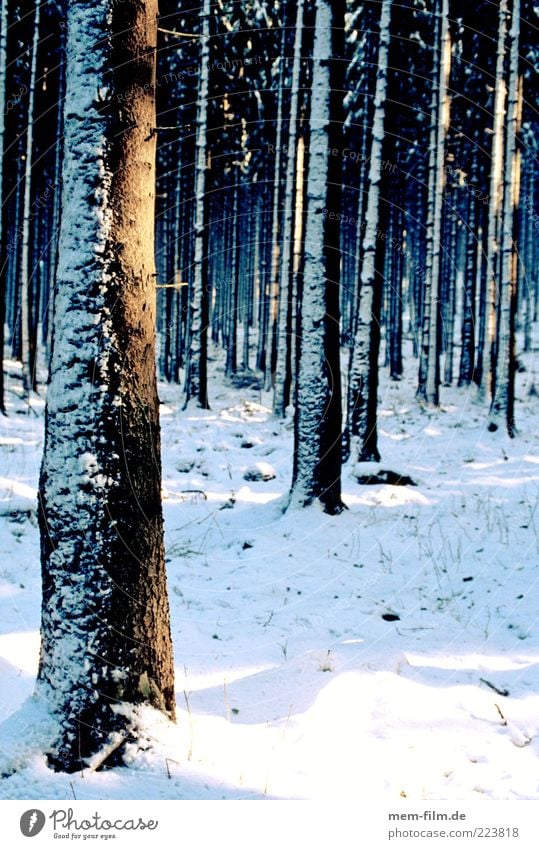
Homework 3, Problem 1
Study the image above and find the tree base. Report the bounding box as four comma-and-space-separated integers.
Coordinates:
320, 496, 347, 515
44, 701, 176, 774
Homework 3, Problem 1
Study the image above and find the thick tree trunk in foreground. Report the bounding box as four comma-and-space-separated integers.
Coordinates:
37, 0, 175, 773
289, 0, 344, 514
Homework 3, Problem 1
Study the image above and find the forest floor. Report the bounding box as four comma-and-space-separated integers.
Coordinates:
0, 340, 539, 800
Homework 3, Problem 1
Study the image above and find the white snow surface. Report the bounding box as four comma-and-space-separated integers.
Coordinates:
0, 344, 539, 800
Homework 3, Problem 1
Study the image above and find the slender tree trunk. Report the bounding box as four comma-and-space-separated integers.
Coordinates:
458, 179, 478, 385
274, 0, 304, 417
348, 0, 392, 464
443, 211, 462, 386
0, 0, 8, 413
241, 183, 254, 369
417, 0, 450, 406
267, 38, 285, 390
522, 156, 535, 353
488, 0, 521, 435
389, 200, 403, 380
184, 0, 210, 408
478, 0, 508, 397
45, 20, 67, 364
226, 167, 240, 376
38, 0, 175, 773
20, 0, 41, 394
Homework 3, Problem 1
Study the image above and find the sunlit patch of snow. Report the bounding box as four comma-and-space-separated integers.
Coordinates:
0, 631, 40, 675
0, 478, 37, 501
465, 459, 508, 470
344, 487, 431, 507
234, 486, 282, 504
380, 430, 411, 441
0, 583, 23, 599
182, 412, 219, 423
175, 664, 279, 693
404, 652, 539, 672
469, 475, 539, 487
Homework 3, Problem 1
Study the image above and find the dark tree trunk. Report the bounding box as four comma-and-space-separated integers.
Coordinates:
290, 0, 345, 514
347, 0, 392, 465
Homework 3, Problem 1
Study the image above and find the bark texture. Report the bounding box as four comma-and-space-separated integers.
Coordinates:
348, 0, 392, 463
290, 0, 344, 514
488, 0, 521, 435
37, 0, 175, 773
184, 0, 210, 408
477, 0, 508, 396
417, 0, 450, 405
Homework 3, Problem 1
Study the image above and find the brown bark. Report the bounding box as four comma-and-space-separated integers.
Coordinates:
38, 0, 175, 773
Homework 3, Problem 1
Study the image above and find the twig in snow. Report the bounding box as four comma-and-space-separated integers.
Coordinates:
223, 679, 230, 722
165, 758, 181, 779
494, 704, 507, 726
281, 705, 293, 741
480, 678, 510, 697
78, 724, 84, 779
85, 733, 128, 773
183, 690, 193, 761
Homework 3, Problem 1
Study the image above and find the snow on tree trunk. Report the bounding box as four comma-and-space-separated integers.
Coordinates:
348, 0, 391, 464
388, 199, 403, 381
478, 0, 508, 398
20, 0, 40, 395
443, 211, 462, 386
273, 0, 304, 418
488, 0, 521, 435
184, 0, 210, 409
0, 0, 7, 412
226, 166, 240, 376
289, 0, 344, 514
458, 182, 478, 386
267, 40, 285, 391
521, 151, 536, 354
46, 21, 66, 365
396, 213, 405, 377
417, 0, 450, 406
37, 0, 175, 773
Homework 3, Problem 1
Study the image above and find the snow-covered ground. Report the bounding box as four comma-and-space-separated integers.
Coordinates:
0, 341, 539, 800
